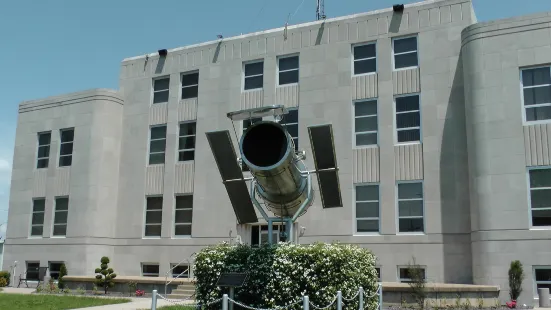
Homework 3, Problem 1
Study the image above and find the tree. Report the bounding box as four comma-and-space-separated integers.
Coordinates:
58, 263, 68, 289
509, 260, 524, 302
407, 256, 427, 309
94, 256, 117, 294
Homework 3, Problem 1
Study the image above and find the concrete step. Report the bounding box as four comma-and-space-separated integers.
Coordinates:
167, 293, 195, 299
171, 289, 195, 295
176, 284, 195, 290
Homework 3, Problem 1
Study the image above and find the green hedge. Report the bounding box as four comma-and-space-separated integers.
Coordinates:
0, 271, 10, 287
194, 242, 379, 310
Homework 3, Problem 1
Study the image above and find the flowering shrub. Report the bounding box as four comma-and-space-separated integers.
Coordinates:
135, 289, 145, 297
194, 242, 379, 310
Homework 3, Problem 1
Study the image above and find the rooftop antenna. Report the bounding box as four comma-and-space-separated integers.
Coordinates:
316, 0, 326, 20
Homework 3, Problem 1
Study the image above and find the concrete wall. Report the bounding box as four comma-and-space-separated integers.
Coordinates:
462, 12, 551, 304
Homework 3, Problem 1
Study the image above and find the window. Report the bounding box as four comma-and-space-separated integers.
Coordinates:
355, 184, 380, 233
393, 36, 418, 70
521, 67, 551, 122
354, 100, 378, 146
397, 182, 424, 233
59, 129, 74, 167
280, 109, 298, 151
149, 125, 167, 165
36, 132, 51, 169
395, 95, 421, 143
49, 262, 63, 280
30, 199, 45, 237
399, 267, 426, 283
174, 195, 193, 236
251, 224, 286, 246
353, 43, 376, 75
535, 268, 551, 294
53, 197, 69, 236
375, 267, 381, 281
278, 55, 299, 85
153, 77, 170, 104
181, 72, 199, 99
528, 168, 551, 227
242, 118, 262, 171
171, 264, 190, 278
142, 264, 160, 277
26, 262, 40, 281
178, 122, 196, 162
244, 61, 264, 90
145, 197, 163, 237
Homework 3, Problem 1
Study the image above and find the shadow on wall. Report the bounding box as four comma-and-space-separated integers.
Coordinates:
440, 49, 473, 284
389, 12, 403, 33
315, 22, 325, 46
155, 56, 166, 74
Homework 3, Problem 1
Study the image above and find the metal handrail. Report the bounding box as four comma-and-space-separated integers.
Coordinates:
164, 252, 196, 296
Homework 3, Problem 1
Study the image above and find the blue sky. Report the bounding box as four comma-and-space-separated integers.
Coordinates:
0, 0, 550, 236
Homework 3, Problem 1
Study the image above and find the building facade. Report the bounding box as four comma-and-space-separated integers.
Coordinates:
3, 0, 551, 303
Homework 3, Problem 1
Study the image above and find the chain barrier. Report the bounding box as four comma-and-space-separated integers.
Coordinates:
229, 297, 303, 310
342, 290, 360, 302
156, 293, 222, 308
309, 295, 337, 310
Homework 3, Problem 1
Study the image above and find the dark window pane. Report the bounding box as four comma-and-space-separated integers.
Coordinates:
354, 59, 377, 75
154, 78, 169, 91
282, 109, 298, 124
375, 268, 381, 280
355, 116, 378, 132
245, 62, 264, 76
175, 209, 193, 223
399, 218, 424, 232
178, 136, 195, 150
175, 225, 192, 236
146, 211, 162, 224
394, 37, 417, 54
398, 129, 420, 142
54, 211, 67, 224
182, 86, 198, 99
245, 76, 264, 90
531, 189, 551, 209
32, 212, 44, 225
356, 202, 379, 218
53, 225, 67, 236
145, 225, 161, 237
396, 96, 420, 112
356, 133, 378, 146
396, 112, 420, 129
399, 200, 424, 217
150, 126, 167, 140
395, 53, 418, 69
55, 198, 69, 211
530, 169, 551, 188
37, 158, 49, 169
149, 153, 165, 165
532, 209, 551, 226
172, 265, 189, 278
356, 185, 379, 201
59, 156, 72, 167
526, 106, 551, 121
398, 183, 423, 199
182, 73, 199, 87
38, 133, 51, 145
147, 197, 163, 210
60, 130, 74, 143
38, 145, 50, 158
153, 90, 169, 103
31, 226, 43, 236
60, 143, 73, 156
150, 140, 166, 153
354, 44, 376, 60
523, 86, 551, 106
33, 200, 45, 212
537, 283, 551, 291
179, 122, 196, 136
283, 124, 298, 139
27, 263, 40, 280
400, 268, 425, 280
142, 264, 160, 274
523, 68, 551, 87
279, 56, 299, 71
355, 101, 377, 117
176, 196, 193, 209
357, 220, 379, 232
279, 70, 299, 85
178, 151, 195, 161
535, 269, 551, 281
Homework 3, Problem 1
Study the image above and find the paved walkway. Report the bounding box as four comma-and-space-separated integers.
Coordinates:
0, 287, 35, 294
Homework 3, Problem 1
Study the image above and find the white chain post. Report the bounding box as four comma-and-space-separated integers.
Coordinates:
303, 295, 310, 310
337, 291, 342, 310
222, 294, 229, 310
151, 290, 158, 310
359, 287, 364, 310
379, 284, 383, 310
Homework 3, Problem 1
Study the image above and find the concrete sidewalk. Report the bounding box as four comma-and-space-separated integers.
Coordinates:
0, 287, 35, 294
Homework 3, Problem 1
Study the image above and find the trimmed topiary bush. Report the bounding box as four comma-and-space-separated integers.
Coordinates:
0, 271, 10, 287
194, 242, 379, 310
94, 256, 117, 294
58, 263, 67, 289
508, 260, 524, 302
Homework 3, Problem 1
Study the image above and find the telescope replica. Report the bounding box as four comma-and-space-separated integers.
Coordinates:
205, 105, 343, 244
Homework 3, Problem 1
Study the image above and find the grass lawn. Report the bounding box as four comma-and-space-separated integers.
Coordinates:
0, 294, 131, 310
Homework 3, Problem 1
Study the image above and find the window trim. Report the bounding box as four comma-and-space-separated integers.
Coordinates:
394, 93, 422, 145
148, 124, 167, 166
353, 99, 379, 148
152, 76, 170, 105
397, 265, 427, 283
280, 108, 299, 151
180, 71, 199, 100
533, 266, 551, 298
277, 54, 300, 86
351, 42, 377, 77
51, 196, 69, 238
25, 261, 41, 282
58, 128, 74, 168
392, 35, 419, 71
141, 263, 160, 277
396, 180, 426, 235
170, 263, 190, 278
251, 223, 286, 246
177, 121, 196, 163
353, 183, 381, 236
243, 59, 264, 92
48, 261, 64, 280
173, 194, 193, 238
36, 131, 51, 170
143, 195, 163, 239
29, 198, 46, 238
520, 65, 551, 125
527, 166, 551, 230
